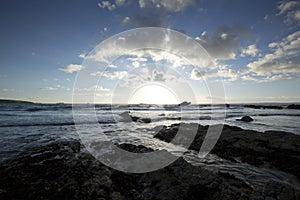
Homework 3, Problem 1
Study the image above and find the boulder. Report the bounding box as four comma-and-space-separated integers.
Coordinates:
237, 116, 254, 122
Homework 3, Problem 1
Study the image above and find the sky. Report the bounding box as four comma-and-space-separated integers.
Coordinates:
0, 0, 300, 104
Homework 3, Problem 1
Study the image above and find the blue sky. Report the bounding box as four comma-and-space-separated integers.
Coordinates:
0, 0, 300, 103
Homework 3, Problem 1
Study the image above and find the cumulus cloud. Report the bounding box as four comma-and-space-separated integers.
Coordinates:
244, 30, 300, 81
59, 64, 84, 73
138, 0, 193, 12
195, 25, 252, 60
241, 44, 259, 57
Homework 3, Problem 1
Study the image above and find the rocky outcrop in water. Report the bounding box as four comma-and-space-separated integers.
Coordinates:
286, 104, 300, 110
178, 101, 191, 106
119, 112, 151, 123
236, 116, 254, 122
244, 105, 283, 109
154, 123, 300, 179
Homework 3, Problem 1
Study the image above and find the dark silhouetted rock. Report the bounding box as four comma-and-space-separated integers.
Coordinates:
138, 118, 151, 123
237, 116, 254, 122
178, 101, 191, 106
244, 105, 283, 109
286, 104, 300, 110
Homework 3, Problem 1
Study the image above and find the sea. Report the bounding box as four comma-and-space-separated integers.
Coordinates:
0, 102, 300, 188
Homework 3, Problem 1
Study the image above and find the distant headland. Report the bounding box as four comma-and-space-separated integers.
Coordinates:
0, 99, 34, 104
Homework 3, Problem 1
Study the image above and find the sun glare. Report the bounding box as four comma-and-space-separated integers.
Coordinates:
128, 83, 179, 105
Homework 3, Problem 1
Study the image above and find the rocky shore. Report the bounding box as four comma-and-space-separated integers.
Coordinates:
154, 123, 300, 179
0, 124, 300, 199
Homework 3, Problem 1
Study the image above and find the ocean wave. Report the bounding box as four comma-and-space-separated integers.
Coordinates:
0, 120, 116, 128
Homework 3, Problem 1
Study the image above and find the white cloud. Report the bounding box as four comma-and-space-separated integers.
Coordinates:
138, 0, 193, 12
244, 30, 300, 81
217, 69, 238, 81
190, 68, 238, 82
98, 0, 125, 11
241, 44, 259, 57
2, 88, 15, 92
277, 1, 299, 15
115, 0, 125, 6
98, 1, 116, 11
132, 61, 140, 68
127, 57, 148, 62
87, 29, 211, 69
40, 87, 58, 91
75, 85, 110, 92
78, 53, 86, 59
295, 10, 300, 20
59, 64, 84, 73
190, 68, 202, 80
277, 1, 300, 24
123, 16, 130, 24
91, 71, 128, 80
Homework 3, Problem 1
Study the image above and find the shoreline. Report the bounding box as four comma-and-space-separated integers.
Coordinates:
0, 123, 299, 199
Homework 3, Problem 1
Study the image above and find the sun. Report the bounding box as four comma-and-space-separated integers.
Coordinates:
128, 83, 179, 105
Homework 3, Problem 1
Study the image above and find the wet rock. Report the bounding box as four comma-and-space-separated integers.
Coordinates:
1, 141, 299, 199
178, 101, 191, 106
117, 143, 154, 153
244, 105, 283, 109
119, 112, 151, 123
237, 116, 254, 122
137, 118, 151, 123
244, 104, 261, 109
286, 104, 300, 110
154, 123, 300, 179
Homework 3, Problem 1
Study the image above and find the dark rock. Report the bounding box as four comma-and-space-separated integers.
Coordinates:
138, 118, 151, 123
261, 105, 283, 109
178, 101, 191, 106
117, 143, 154, 153
244, 105, 283, 109
286, 104, 300, 110
244, 104, 261, 109
119, 111, 132, 122
0, 141, 256, 200
0, 140, 299, 199
119, 112, 151, 123
237, 116, 254, 122
154, 123, 300, 179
